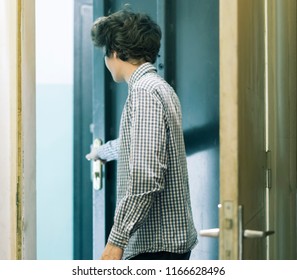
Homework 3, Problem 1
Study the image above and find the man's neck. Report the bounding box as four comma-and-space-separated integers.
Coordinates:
123, 60, 146, 83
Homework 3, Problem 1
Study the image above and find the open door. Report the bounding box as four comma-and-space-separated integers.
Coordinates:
217, 0, 297, 260
196, 0, 297, 260
219, 0, 269, 259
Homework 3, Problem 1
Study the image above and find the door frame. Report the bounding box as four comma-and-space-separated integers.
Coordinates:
0, 0, 36, 260
73, 0, 94, 260
220, 0, 267, 260
219, 0, 240, 260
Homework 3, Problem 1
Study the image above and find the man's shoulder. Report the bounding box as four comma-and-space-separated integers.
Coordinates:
133, 72, 173, 94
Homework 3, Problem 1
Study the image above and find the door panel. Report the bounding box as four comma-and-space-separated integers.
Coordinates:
238, 0, 266, 259
267, 0, 297, 259
173, 0, 219, 260
220, 0, 266, 259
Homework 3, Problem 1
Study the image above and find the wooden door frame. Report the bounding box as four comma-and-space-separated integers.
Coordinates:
219, 0, 239, 260
0, 0, 36, 260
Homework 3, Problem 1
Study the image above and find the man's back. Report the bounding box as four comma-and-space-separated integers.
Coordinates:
110, 63, 197, 259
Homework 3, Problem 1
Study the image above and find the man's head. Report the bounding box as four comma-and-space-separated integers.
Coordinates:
91, 9, 161, 65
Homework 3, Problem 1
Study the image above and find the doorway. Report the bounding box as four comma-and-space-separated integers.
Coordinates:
73, 0, 297, 261
74, 0, 219, 260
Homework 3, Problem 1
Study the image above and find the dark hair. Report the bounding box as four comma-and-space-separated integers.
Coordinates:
91, 9, 161, 64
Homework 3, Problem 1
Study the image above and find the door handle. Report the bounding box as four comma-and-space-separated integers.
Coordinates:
243, 229, 275, 238
92, 138, 102, 190
199, 228, 274, 238
199, 228, 220, 237
238, 205, 274, 259
199, 205, 275, 259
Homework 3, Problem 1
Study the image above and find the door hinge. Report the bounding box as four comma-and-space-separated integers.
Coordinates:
265, 150, 272, 189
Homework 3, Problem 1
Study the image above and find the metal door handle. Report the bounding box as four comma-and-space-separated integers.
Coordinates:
199, 228, 274, 238
92, 138, 102, 190
199, 205, 275, 259
199, 228, 220, 237
244, 229, 275, 238
238, 205, 274, 259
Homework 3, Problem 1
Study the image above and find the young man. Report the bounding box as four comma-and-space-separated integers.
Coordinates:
86, 9, 197, 260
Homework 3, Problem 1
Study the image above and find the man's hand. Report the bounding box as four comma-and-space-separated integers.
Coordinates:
85, 145, 106, 163
85, 144, 100, 161
100, 243, 123, 260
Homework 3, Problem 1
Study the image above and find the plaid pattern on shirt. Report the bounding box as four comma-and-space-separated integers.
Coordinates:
101, 62, 198, 259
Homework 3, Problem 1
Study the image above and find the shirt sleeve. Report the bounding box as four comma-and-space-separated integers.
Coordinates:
98, 138, 119, 162
108, 89, 168, 248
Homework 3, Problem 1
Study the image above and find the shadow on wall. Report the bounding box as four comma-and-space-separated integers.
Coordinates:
184, 122, 219, 156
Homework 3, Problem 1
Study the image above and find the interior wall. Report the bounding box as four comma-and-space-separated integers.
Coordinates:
36, 0, 74, 259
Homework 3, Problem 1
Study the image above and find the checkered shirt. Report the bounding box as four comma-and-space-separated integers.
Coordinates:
99, 62, 198, 259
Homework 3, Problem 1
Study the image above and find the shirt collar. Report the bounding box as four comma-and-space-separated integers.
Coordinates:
128, 62, 157, 89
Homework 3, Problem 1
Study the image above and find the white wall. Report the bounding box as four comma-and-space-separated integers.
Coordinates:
36, 0, 74, 259
36, 0, 73, 84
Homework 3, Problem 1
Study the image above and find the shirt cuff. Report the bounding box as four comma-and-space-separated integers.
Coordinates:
108, 227, 129, 249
